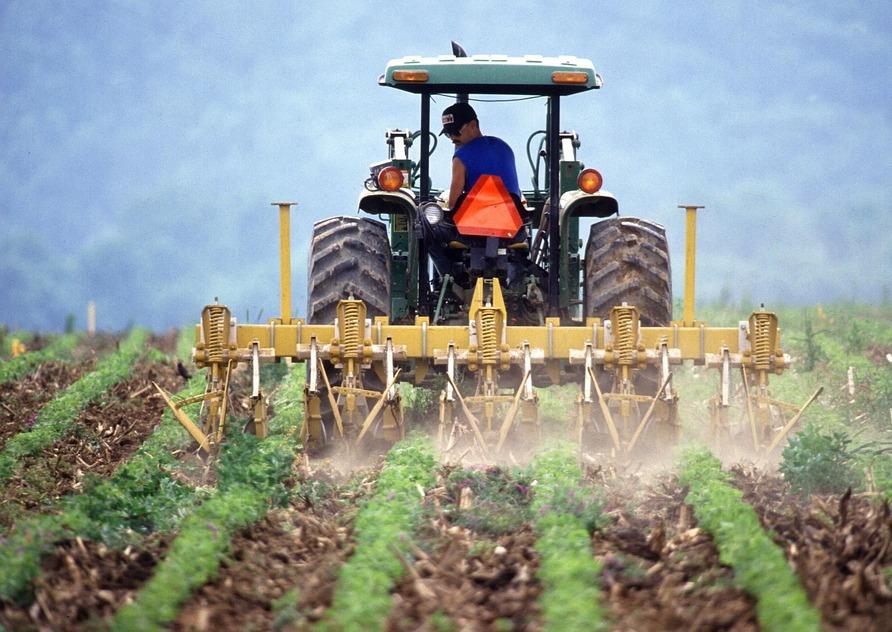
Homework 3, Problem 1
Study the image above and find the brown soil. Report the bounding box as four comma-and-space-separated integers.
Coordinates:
866, 344, 892, 367
732, 466, 892, 631
0, 361, 184, 529
173, 479, 356, 632
77, 333, 122, 359
149, 329, 179, 356
388, 525, 541, 631
594, 472, 758, 631
0, 360, 96, 451
0, 534, 168, 631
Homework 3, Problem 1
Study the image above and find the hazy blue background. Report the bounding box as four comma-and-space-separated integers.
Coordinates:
2, 1, 890, 331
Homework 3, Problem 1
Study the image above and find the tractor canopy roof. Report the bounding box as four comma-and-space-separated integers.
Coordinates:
380, 54, 602, 96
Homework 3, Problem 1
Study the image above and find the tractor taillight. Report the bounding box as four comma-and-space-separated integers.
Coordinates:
577, 168, 603, 193
393, 70, 429, 82
377, 166, 404, 191
552, 71, 589, 84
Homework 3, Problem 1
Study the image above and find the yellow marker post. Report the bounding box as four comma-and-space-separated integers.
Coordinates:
678, 205, 704, 327
272, 202, 298, 324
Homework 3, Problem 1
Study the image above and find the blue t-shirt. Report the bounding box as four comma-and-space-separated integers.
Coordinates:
454, 136, 521, 198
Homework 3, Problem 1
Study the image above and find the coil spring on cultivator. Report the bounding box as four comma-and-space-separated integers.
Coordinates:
478, 309, 499, 364
340, 301, 362, 358
613, 305, 636, 364
205, 306, 228, 363
751, 312, 773, 370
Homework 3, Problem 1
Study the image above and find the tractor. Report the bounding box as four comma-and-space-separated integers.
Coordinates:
158, 45, 821, 461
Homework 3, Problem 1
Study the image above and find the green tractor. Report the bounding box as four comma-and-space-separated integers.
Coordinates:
308, 46, 671, 334
303, 44, 674, 453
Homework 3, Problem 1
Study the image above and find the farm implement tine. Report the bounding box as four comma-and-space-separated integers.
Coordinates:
444, 372, 491, 459
153, 382, 211, 452
762, 386, 824, 459
355, 368, 402, 447
249, 341, 267, 438
741, 366, 761, 451
318, 357, 346, 440
626, 372, 673, 454
214, 359, 234, 444
589, 366, 622, 452
496, 370, 532, 452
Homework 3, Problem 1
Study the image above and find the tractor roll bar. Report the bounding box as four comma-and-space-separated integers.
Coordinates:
418, 94, 432, 312
547, 95, 560, 313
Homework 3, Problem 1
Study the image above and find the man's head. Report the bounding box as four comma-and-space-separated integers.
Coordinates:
441, 102, 480, 146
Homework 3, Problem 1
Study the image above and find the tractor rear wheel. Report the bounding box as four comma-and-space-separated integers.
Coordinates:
583, 217, 671, 325
308, 216, 391, 323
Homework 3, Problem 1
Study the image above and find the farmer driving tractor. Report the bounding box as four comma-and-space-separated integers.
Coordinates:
419, 102, 526, 282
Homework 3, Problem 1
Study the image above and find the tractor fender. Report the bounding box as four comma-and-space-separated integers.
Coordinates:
559, 189, 619, 223
358, 188, 417, 220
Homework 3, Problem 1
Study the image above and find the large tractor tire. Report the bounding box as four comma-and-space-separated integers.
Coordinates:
583, 217, 671, 325
307, 216, 391, 323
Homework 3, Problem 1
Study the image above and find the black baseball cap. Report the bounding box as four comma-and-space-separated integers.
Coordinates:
440, 102, 477, 136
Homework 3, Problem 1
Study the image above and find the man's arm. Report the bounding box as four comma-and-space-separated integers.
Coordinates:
448, 157, 466, 208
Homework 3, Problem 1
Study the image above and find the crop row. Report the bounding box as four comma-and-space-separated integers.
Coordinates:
112, 364, 305, 631
0, 321, 202, 597
321, 435, 437, 631
0, 332, 81, 385
529, 444, 607, 632
0, 328, 148, 485
678, 448, 822, 632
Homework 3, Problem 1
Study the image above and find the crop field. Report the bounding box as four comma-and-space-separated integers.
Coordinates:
0, 304, 890, 631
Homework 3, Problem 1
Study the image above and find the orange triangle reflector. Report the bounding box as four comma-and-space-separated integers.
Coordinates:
453, 175, 523, 238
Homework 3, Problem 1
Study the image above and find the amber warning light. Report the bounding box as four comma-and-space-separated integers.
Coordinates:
377, 166, 405, 191
392, 70, 429, 83
552, 71, 589, 84
577, 168, 603, 193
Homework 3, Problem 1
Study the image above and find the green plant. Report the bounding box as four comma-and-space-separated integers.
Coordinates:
529, 443, 607, 632
794, 313, 827, 372
321, 435, 437, 632
111, 366, 302, 631
679, 448, 822, 632
0, 370, 208, 604
446, 466, 532, 535
780, 424, 863, 495
111, 483, 273, 631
